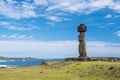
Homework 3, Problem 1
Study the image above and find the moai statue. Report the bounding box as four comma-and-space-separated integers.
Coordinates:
78, 24, 87, 57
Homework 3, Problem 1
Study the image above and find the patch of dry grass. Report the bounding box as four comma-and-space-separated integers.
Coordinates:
0, 61, 120, 80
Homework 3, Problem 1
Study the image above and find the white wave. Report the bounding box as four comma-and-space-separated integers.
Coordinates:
22, 60, 26, 62
0, 60, 8, 62
0, 65, 16, 68
10, 60, 15, 61
0, 65, 8, 67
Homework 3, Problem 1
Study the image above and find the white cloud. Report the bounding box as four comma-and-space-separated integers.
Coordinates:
46, 22, 55, 26
0, 21, 39, 31
104, 14, 113, 18
0, 0, 120, 22
107, 22, 114, 25
46, 16, 61, 22
46, 0, 114, 14
44, 0, 120, 16
0, 0, 37, 19
34, 0, 48, 5
104, 14, 120, 18
0, 40, 119, 58
0, 34, 33, 40
114, 14, 120, 17
4, 26, 38, 31
109, 1, 120, 12
38, 0, 120, 22
0, 22, 10, 25
114, 31, 120, 37
0, 35, 7, 38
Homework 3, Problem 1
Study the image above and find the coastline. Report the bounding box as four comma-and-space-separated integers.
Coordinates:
0, 58, 64, 68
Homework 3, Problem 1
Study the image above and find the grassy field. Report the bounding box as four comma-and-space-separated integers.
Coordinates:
0, 61, 120, 80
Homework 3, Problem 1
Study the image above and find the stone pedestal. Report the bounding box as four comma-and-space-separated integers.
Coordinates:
65, 57, 90, 61
65, 57, 120, 62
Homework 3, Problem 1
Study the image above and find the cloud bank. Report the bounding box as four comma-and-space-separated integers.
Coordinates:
0, 21, 39, 31
0, 40, 119, 58
0, 34, 33, 40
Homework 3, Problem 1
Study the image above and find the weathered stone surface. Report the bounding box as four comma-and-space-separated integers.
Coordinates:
78, 32, 87, 57
78, 24, 87, 57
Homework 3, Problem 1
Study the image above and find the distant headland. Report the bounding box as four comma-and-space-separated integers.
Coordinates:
0, 56, 38, 60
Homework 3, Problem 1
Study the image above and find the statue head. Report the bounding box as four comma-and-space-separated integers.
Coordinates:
78, 24, 87, 32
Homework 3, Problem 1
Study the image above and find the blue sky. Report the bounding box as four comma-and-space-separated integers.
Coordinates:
0, 0, 120, 58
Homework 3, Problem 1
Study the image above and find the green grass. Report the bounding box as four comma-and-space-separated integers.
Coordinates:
0, 61, 120, 80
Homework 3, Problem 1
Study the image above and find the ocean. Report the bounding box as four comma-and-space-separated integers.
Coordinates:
0, 59, 64, 68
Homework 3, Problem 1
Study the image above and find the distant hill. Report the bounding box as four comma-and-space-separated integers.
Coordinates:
0, 56, 38, 60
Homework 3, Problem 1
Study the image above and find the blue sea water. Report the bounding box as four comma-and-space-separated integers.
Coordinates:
0, 59, 64, 68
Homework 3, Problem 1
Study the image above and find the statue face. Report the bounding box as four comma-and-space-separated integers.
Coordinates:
78, 24, 87, 32
81, 25, 85, 28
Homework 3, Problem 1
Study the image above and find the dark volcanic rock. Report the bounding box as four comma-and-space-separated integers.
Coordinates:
109, 66, 115, 70
65, 57, 120, 62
